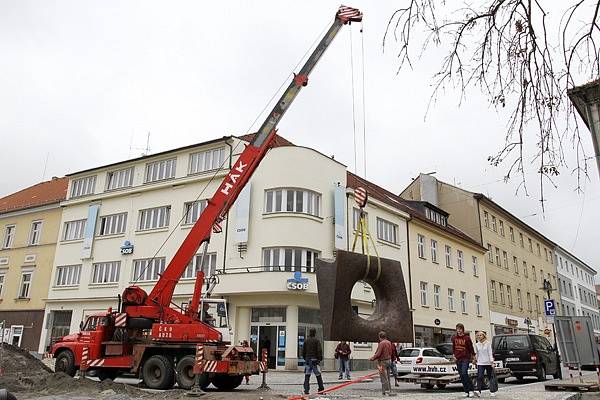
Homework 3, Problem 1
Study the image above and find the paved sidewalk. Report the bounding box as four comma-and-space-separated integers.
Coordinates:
262, 370, 581, 400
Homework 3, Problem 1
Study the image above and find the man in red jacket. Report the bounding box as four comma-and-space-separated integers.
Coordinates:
370, 331, 396, 397
452, 323, 476, 398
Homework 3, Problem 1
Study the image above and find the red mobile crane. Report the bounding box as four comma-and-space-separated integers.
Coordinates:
50, 5, 363, 391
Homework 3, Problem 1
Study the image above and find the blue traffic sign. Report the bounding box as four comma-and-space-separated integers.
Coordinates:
544, 299, 556, 316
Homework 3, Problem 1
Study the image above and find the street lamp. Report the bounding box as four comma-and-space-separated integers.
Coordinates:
542, 279, 562, 379
568, 79, 600, 177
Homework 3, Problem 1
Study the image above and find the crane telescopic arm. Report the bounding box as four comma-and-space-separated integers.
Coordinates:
123, 5, 363, 321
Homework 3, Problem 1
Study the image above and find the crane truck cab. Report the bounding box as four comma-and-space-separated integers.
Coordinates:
199, 299, 232, 343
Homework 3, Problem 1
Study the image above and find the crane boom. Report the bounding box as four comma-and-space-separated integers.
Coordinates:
122, 5, 363, 324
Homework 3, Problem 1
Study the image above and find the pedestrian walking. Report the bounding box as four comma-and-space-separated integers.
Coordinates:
474, 331, 497, 397
335, 340, 351, 380
301, 328, 324, 395
370, 331, 396, 397
390, 342, 399, 387
452, 323, 476, 398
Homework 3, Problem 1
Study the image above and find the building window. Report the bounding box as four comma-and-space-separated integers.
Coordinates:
182, 252, 218, 279
420, 282, 428, 306
3, 225, 15, 249
91, 261, 121, 284
544, 248, 548, 261
184, 200, 208, 225
448, 288, 455, 311
507, 285, 513, 308
487, 244, 493, 262
532, 266, 537, 281
513, 256, 519, 274
495, 247, 501, 266
352, 208, 368, 231
499, 283, 505, 305
445, 245, 452, 267
491, 281, 497, 303
262, 247, 319, 273
264, 188, 321, 217
98, 213, 127, 236
472, 256, 478, 276
484, 211, 489, 228
519, 233, 524, 247
499, 220, 504, 236
528, 238, 533, 252
457, 250, 464, 272
132, 257, 166, 282
70, 176, 96, 198
139, 206, 171, 230
29, 221, 42, 245
430, 240, 438, 263
145, 158, 176, 183
55, 264, 82, 287
517, 289, 523, 309
0, 273, 4, 297
417, 235, 425, 258
189, 147, 225, 174
475, 295, 481, 316
491, 216, 497, 232
376, 218, 398, 244
535, 295, 540, 313
19, 271, 32, 298
106, 167, 134, 190
502, 251, 508, 269
63, 219, 86, 241
509, 226, 515, 242
434, 285, 441, 308
523, 261, 528, 277
527, 292, 532, 311
536, 243, 541, 256
460, 291, 467, 313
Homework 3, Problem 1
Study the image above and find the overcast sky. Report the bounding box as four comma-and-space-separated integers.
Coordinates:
1, 1, 598, 274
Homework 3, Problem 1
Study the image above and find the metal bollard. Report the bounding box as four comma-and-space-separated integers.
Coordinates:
257, 348, 270, 390
186, 344, 206, 397
79, 346, 89, 378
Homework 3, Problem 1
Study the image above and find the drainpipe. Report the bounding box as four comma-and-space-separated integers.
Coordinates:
223, 138, 234, 272
405, 218, 415, 345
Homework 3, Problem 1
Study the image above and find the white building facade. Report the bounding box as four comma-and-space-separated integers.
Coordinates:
555, 246, 600, 337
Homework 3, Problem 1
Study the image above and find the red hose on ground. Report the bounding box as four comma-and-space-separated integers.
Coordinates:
287, 371, 380, 400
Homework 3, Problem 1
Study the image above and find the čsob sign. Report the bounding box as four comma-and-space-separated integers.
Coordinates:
287, 271, 309, 291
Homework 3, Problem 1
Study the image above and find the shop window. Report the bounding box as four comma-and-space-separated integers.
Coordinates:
10, 325, 24, 347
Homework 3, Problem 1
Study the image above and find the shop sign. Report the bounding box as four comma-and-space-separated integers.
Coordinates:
287, 271, 309, 291
434, 318, 441, 326
506, 318, 518, 326
120, 240, 134, 255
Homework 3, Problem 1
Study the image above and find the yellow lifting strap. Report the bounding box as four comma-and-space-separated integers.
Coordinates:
351, 209, 382, 282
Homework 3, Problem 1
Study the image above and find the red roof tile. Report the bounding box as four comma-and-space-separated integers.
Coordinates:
238, 133, 295, 147
0, 177, 68, 214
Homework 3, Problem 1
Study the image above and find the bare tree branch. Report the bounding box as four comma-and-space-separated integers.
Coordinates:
385, 0, 600, 206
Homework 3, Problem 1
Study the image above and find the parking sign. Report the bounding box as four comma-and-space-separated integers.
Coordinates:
544, 299, 556, 316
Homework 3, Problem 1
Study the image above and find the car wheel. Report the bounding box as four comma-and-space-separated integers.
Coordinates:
515, 375, 524, 382
497, 378, 505, 383
142, 355, 175, 390
536, 364, 546, 381
55, 350, 77, 377
436, 383, 446, 389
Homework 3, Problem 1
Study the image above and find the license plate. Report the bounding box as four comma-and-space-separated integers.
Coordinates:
506, 357, 519, 362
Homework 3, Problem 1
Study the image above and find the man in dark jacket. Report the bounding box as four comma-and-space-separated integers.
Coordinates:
452, 323, 476, 397
335, 340, 352, 379
302, 328, 324, 394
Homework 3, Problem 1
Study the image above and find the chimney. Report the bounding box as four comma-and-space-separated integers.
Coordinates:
419, 173, 439, 206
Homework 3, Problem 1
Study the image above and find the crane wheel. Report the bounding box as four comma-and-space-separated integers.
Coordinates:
55, 350, 77, 377
96, 369, 120, 381
211, 374, 243, 391
175, 355, 210, 390
142, 355, 175, 390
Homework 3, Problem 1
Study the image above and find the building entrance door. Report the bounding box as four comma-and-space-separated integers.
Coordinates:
251, 324, 286, 370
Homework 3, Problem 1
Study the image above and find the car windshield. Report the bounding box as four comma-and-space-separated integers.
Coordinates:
493, 335, 529, 350
399, 349, 421, 357
436, 344, 453, 355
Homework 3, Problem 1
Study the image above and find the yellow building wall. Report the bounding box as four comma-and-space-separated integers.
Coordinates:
0, 205, 62, 310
